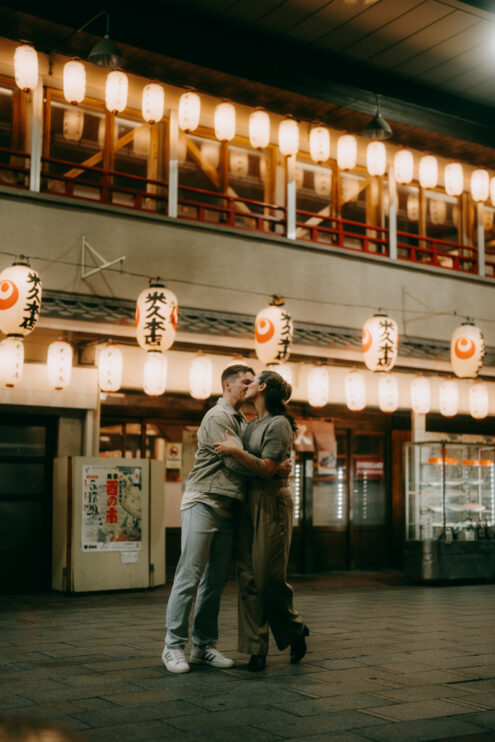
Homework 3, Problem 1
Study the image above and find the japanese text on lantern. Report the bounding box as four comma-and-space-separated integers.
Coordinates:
377, 318, 395, 369
20, 272, 41, 331
276, 311, 292, 361
144, 290, 167, 346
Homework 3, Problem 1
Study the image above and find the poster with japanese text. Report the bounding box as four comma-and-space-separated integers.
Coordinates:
81, 465, 143, 551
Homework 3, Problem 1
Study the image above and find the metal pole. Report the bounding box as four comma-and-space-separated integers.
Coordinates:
286, 154, 296, 240
477, 202, 485, 277
29, 79, 43, 193
388, 168, 397, 259
167, 109, 179, 219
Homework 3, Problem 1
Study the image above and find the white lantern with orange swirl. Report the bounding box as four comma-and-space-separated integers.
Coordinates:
450, 322, 484, 378
136, 279, 178, 352
0, 257, 42, 338
254, 297, 293, 365
362, 313, 398, 372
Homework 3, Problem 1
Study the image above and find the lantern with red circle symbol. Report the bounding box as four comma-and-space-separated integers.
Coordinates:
362, 312, 398, 372
0, 256, 42, 338
254, 296, 293, 365
136, 279, 178, 352
450, 322, 484, 378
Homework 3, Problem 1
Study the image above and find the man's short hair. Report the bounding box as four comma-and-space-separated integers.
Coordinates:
221, 364, 254, 390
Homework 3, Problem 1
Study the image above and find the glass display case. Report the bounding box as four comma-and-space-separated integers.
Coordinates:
404, 441, 495, 581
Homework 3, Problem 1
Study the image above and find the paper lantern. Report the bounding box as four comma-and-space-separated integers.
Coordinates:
47, 339, 73, 391
63, 109, 84, 142
429, 198, 447, 225
444, 163, 463, 197
105, 70, 128, 114
0, 257, 42, 337
394, 149, 414, 184
189, 353, 213, 400
469, 381, 489, 420
362, 313, 398, 372
98, 343, 123, 393
133, 126, 150, 156
63, 60, 86, 105
337, 135, 357, 170
278, 117, 299, 157
309, 126, 330, 164
450, 322, 484, 378
471, 169, 489, 203
255, 297, 293, 364
366, 141, 386, 176
229, 150, 249, 177
14, 44, 38, 92
378, 374, 398, 413
178, 92, 200, 133
143, 351, 167, 397
214, 102, 235, 142
314, 171, 332, 198
419, 155, 438, 189
307, 365, 329, 408
142, 83, 164, 124
407, 194, 419, 221
276, 363, 293, 388
439, 378, 459, 417
490, 177, 495, 208
201, 141, 220, 169
410, 375, 431, 414
249, 109, 270, 150
136, 279, 178, 352
345, 369, 366, 411
0, 336, 24, 388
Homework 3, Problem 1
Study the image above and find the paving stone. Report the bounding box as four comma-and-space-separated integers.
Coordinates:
354, 717, 490, 741
362, 699, 485, 723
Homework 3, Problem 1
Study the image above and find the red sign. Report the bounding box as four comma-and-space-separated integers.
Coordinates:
355, 457, 384, 480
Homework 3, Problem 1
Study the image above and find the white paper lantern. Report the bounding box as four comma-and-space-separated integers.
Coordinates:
178, 91, 201, 132
0, 258, 42, 337
278, 118, 299, 157
450, 322, 484, 378
142, 83, 164, 124
419, 155, 438, 189
136, 279, 178, 352
143, 351, 167, 397
444, 163, 464, 197
249, 109, 270, 150
337, 135, 357, 170
429, 198, 447, 225
362, 313, 398, 372
0, 336, 24, 388
394, 149, 414, 184
378, 374, 398, 413
63, 60, 86, 105
314, 170, 332, 198
490, 177, 495, 208
47, 340, 73, 391
229, 150, 249, 177
309, 126, 330, 163
407, 194, 419, 221
470, 169, 489, 203
255, 297, 293, 364
410, 375, 431, 414
275, 363, 293, 388
201, 141, 220, 169
345, 369, 366, 411
439, 378, 459, 417
14, 44, 38, 92
98, 343, 123, 393
307, 365, 329, 408
133, 126, 150, 156
105, 70, 128, 114
189, 353, 213, 400
215, 102, 235, 142
366, 141, 386, 177
469, 381, 489, 420
63, 109, 84, 142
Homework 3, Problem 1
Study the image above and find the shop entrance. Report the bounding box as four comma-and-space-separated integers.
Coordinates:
0, 416, 57, 592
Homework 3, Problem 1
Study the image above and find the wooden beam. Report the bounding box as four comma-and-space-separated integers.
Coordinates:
63, 123, 152, 180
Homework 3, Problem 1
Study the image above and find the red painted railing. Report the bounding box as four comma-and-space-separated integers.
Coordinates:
0, 145, 31, 189
397, 230, 478, 274
295, 209, 389, 256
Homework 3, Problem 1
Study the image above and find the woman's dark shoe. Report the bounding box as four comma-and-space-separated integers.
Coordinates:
290, 625, 310, 664
247, 654, 266, 672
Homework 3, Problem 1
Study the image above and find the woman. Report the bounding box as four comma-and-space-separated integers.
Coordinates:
213, 369, 309, 671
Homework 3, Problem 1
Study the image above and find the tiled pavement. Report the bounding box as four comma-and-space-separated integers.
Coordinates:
1, 574, 495, 741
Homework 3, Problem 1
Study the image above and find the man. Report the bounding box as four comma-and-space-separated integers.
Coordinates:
162, 364, 257, 674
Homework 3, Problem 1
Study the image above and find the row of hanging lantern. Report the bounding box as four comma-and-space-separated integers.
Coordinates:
12, 44, 495, 204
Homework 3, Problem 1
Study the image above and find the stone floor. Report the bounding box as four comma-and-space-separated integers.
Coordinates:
1, 574, 495, 742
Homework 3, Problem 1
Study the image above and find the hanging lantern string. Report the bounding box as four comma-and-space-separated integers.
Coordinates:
0, 249, 493, 324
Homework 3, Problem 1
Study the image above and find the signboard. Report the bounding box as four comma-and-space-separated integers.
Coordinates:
166, 442, 182, 469
355, 457, 384, 480
81, 465, 143, 551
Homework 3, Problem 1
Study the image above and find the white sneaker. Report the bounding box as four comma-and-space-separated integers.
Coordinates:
190, 645, 235, 668
162, 646, 190, 674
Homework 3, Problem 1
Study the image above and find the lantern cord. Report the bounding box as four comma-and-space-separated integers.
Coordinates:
0, 249, 493, 324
